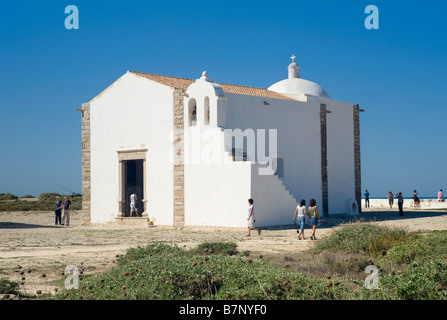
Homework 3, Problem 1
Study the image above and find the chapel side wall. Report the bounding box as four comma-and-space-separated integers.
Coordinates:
224, 93, 323, 208
89, 73, 174, 224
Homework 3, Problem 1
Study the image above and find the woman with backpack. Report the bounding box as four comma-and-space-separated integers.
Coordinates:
307, 199, 321, 240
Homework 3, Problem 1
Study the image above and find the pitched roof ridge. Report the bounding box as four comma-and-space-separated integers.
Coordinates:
129, 70, 296, 100
130, 70, 270, 90
129, 70, 194, 83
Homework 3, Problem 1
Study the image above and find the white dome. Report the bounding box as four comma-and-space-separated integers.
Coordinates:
268, 78, 330, 99
268, 55, 330, 99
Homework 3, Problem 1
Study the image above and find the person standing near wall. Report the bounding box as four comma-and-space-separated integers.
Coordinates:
55, 196, 62, 226
397, 192, 404, 216
246, 199, 261, 237
388, 192, 394, 209
438, 190, 444, 202
413, 190, 420, 208
364, 190, 370, 208
293, 199, 307, 240
62, 196, 71, 226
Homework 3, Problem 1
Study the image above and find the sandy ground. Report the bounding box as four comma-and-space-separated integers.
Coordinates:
0, 208, 446, 297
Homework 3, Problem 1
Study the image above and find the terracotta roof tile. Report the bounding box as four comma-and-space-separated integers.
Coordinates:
130, 71, 295, 101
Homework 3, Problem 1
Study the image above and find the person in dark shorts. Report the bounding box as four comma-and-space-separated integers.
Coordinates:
364, 190, 370, 208
63, 196, 71, 226
55, 196, 62, 226
397, 192, 404, 216
307, 199, 321, 240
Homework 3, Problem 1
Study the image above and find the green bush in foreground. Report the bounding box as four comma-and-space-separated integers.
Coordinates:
0, 278, 20, 295
314, 222, 410, 257
49, 226, 447, 300
385, 231, 447, 264
53, 243, 355, 300
383, 260, 447, 300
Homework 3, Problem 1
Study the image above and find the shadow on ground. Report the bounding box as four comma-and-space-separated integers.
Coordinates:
0, 222, 59, 229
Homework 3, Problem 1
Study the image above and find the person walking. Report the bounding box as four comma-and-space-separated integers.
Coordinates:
62, 196, 71, 226
364, 190, 370, 208
307, 199, 321, 240
438, 190, 444, 202
293, 199, 307, 240
388, 192, 394, 209
413, 190, 420, 208
55, 196, 62, 226
397, 192, 404, 216
130, 193, 138, 217
246, 199, 261, 237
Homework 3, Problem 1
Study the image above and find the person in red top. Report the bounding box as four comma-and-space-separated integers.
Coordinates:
438, 190, 444, 202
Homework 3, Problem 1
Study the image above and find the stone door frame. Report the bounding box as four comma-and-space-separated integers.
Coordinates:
117, 149, 148, 218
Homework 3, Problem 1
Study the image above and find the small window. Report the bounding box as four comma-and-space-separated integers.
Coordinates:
204, 97, 210, 125
188, 99, 197, 127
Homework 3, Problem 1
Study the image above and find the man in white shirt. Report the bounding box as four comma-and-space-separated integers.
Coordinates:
130, 193, 138, 217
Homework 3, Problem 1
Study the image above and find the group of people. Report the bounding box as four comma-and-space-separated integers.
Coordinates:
54, 196, 71, 226
246, 198, 321, 240
364, 188, 445, 217
387, 191, 405, 216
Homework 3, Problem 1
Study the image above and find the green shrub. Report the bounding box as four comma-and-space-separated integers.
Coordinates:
52, 242, 355, 300
0, 193, 82, 211
38, 193, 64, 201
117, 243, 186, 266
386, 231, 447, 264
195, 242, 238, 256
0, 278, 20, 295
0, 193, 18, 200
315, 222, 409, 257
389, 260, 447, 300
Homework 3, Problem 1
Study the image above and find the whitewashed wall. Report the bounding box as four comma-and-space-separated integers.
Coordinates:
90, 72, 174, 224
250, 163, 298, 226
184, 161, 252, 227
224, 93, 323, 210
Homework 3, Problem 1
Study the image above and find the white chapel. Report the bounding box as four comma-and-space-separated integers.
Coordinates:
79, 56, 362, 227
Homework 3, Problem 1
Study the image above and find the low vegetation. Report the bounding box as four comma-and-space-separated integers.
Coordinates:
0, 278, 20, 295
0, 193, 82, 211
47, 223, 447, 300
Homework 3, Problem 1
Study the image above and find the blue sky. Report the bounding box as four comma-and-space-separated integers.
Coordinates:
0, 0, 446, 198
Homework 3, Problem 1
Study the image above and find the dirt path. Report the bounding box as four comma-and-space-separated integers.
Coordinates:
1, 208, 446, 296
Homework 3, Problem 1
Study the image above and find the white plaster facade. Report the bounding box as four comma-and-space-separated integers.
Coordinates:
83, 57, 361, 227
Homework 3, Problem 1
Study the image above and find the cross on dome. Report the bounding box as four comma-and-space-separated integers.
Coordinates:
290, 54, 296, 64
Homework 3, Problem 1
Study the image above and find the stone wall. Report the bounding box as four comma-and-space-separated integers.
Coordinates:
173, 89, 186, 228
362, 198, 447, 209
81, 102, 91, 225
353, 104, 362, 213
320, 103, 328, 217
